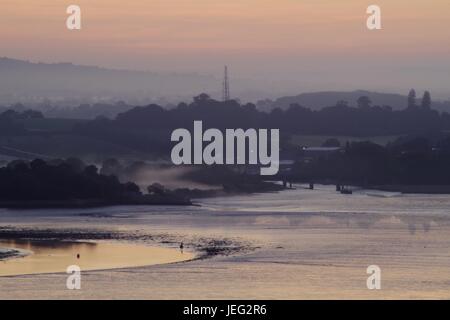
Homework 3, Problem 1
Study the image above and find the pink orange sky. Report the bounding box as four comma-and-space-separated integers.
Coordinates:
1, 0, 450, 97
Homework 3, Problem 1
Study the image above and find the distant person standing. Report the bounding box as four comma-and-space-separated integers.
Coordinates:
180, 242, 184, 254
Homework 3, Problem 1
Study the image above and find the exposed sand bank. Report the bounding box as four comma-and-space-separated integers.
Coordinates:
0, 240, 195, 277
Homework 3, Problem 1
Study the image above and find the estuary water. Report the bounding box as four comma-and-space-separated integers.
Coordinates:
0, 184, 449, 299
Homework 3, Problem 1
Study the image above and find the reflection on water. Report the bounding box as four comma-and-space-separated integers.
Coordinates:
2, 184, 449, 237
0, 240, 193, 277
195, 184, 450, 234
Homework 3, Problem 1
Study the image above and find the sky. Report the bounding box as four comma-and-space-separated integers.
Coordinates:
1, 0, 449, 98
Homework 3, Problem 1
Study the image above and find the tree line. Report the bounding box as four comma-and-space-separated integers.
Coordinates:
72, 91, 450, 154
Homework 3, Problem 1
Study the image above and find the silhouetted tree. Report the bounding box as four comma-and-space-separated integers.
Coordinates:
422, 91, 431, 110
408, 89, 417, 109
0, 158, 147, 203
100, 158, 122, 176
147, 183, 165, 195
357, 96, 372, 109
193, 93, 212, 104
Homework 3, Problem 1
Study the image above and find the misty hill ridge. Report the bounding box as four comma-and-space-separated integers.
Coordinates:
2, 58, 450, 112
265, 90, 450, 112
0, 57, 217, 102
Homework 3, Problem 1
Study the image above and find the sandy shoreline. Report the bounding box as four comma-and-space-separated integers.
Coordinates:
0, 225, 254, 280
0, 238, 197, 277
0, 226, 253, 262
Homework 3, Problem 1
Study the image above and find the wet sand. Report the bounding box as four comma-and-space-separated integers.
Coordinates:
0, 240, 194, 277
0, 185, 449, 299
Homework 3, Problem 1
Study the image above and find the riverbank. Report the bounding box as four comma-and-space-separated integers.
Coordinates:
0, 181, 286, 209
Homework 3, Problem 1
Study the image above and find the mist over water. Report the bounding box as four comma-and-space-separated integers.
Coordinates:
126, 166, 217, 191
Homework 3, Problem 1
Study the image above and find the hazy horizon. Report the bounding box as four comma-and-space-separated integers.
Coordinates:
1, 0, 450, 99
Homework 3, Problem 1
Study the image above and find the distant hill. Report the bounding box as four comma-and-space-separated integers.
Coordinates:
261, 90, 450, 112
3, 58, 450, 114
0, 57, 218, 105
